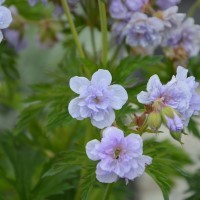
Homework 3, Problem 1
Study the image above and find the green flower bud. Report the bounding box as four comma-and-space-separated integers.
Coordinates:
170, 131, 183, 144
147, 111, 162, 131
161, 106, 175, 120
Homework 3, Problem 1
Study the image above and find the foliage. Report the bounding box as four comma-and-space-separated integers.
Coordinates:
185, 168, 200, 200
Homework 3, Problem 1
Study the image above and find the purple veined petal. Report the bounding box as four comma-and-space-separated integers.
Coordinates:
147, 74, 162, 92
137, 91, 151, 104
124, 167, 138, 180
79, 106, 91, 118
86, 139, 100, 161
149, 17, 164, 31
0, 30, 3, 42
91, 108, 115, 129
68, 97, 84, 120
91, 69, 112, 86
92, 111, 105, 122
96, 164, 118, 183
0, 6, 12, 29
109, 84, 128, 110
176, 66, 188, 80
102, 126, 124, 139
109, 0, 128, 20
69, 76, 90, 94
157, 0, 181, 10
125, 134, 143, 156
136, 155, 152, 175
138, 155, 152, 167
125, 0, 148, 11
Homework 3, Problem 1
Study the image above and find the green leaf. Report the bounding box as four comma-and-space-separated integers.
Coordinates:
0, 132, 46, 200
144, 139, 191, 200
185, 168, 200, 200
112, 55, 162, 86
32, 169, 77, 200
188, 118, 200, 139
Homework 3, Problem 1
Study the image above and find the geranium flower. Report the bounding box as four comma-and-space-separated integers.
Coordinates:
86, 127, 152, 183
68, 69, 128, 129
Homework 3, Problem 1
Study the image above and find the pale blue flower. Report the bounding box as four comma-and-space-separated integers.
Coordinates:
161, 6, 185, 30
157, 0, 181, 10
86, 127, 152, 183
162, 18, 200, 57
124, 12, 164, 48
68, 70, 128, 129
137, 66, 200, 127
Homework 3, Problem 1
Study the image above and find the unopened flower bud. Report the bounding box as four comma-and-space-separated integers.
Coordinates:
161, 106, 175, 118
161, 106, 183, 132
147, 111, 162, 131
170, 131, 183, 144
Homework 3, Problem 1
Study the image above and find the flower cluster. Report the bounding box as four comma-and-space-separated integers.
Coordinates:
68, 64, 200, 182
137, 66, 200, 134
86, 127, 152, 183
68, 69, 152, 183
0, 0, 12, 43
109, 0, 200, 58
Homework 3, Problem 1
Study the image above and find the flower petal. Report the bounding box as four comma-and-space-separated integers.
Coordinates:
92, 111, 105, 121
91, 109, 115, 129
68, 97, 83, 120
137, 91, 151, 104
176, 66, 188, 80
0, 6, 12, 29
109, 84, 128, 110
86, 140, 100, 161
91, 69, 112, 86
147, 74, 162, 92
69, 76, 90, 94
96, 164, 118, 183
125, 134, 143, 157
102, 126, 124, 139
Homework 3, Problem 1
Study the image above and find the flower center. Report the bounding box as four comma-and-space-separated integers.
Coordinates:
114, 148, 121, 159
94, 96, 101, 104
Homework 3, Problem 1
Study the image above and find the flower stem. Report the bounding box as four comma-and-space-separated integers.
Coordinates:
188, 0, 200, 17
90, 26, 98, 61
61, 0, 85, 58
103, 183, 113, 200
74, 122, 93, 200
98, 0, 108, 66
